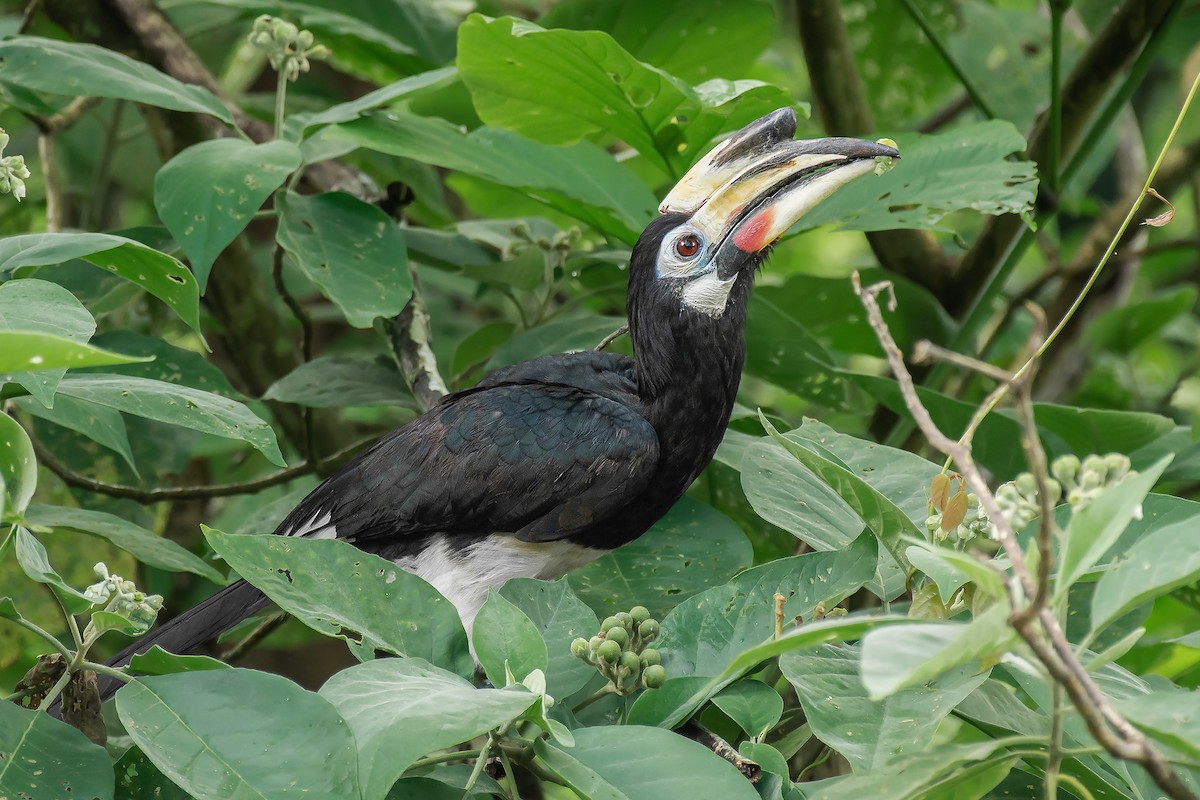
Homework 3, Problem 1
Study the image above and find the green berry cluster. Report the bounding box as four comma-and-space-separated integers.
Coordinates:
248, 15, 330, 81
570, 606, 666, 693
1051, 454, 1133, 509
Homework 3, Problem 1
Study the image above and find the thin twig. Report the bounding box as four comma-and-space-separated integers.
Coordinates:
220, 611, 289, 662
17, 0, 41, 33
896, 0, 997, 120
30, 434, 375, 502
594, 324, 629, 352
37, 134, 61, 232
911, 340, 1013, 383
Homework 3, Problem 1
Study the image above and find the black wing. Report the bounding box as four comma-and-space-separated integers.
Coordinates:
276, 380, 659, 546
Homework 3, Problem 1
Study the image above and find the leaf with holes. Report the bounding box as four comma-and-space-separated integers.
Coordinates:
155, 139, 301, 291
0, 702, 113, 800
0, 279, 96, 406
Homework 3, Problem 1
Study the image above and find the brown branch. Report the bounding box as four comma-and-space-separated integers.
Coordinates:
794, 0, 956, 296
852, 272, 1196, 800
594, 324, 629, 352
386, 264, 448, 412
30, 433, 375, 502
220, 611, 289, 663
677, 722, 761, 783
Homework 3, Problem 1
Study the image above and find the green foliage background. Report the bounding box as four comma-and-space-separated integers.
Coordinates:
1, 0, 1199, 798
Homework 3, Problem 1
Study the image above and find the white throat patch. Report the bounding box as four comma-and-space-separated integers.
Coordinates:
681, 271, 737, 317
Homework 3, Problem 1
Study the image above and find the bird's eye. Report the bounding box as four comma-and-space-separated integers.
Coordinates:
675, 234, 700, 258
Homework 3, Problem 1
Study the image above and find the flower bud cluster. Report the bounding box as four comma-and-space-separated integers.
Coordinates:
248, 16, 330, 81
1051, 454, 1134, 509
84, 562, 164, 629
0, 130, 31, 202
993, 471, 1062, 537
571, 605, 666, 693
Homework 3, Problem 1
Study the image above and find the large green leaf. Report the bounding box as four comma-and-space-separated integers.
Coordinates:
536, 726, 760, 800
806, 741, 1013, 800
499, 577, 600, 699
742, 292, 840, 406
0, 37, 233, 123
0, 331, 147, 376
0, 412, 35, 512
155, 139, 301, 290
1034, 405, 1174, 459
320, 658, 539, 800
204, 528, 472, 676
263, 354, 414, 408
656, 533, 877, 677
859, 605, 1015, 699
568, 497, 752, 619
539, 0, 775, 84
288, 66, 457, 135
54, 374, 284, 466
710, 679, 784, 738
276, 191, 411, 328
457, 15, 792, 176
782, 643, 988, 772
1091, 514, 1200, 634
0, 233, 202, 335
487, 315, 627, 370
113, 746, 193, 800
0, 701, 113, 800
1055, 455, 1172, 595
23, 504, 224, 583
15, 394, 137, 474
1114, 687, 1200, 762
116, 670, 358, 800
473, 590, 548, 687
326, 112, 657, 243
798, 121, 1038, 231
0, 278, 95, 405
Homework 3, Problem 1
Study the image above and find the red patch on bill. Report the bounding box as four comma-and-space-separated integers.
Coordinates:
732, 207, 775, 252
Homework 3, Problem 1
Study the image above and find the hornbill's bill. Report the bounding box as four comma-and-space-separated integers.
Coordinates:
101, 108, 897, 692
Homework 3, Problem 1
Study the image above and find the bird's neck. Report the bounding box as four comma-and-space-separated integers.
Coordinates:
629, 275, 751, 490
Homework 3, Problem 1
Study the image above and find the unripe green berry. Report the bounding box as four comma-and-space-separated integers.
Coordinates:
638, 619, 660, 641
614, 612, 633, 629
589, 635, 605, 652
570, 638, 590, 659
630, 606, 651, 624
640, 648, 661, 667
597, 640, 621, 663
600, 616, 621, 633
1015, 472, 1037, 497
1052, 454, 1080, 486
619, 651, 641, 674
642, 664, 667, 689
605, 626, 629, 647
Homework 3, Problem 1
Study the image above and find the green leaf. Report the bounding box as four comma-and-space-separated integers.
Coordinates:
1086, 285, 1199, 354
1113, 687, 1200, 761
535, 726, 761, 800
473, 590, 548, 687
320, 658, 539, 800
0, 36, 233, 123
0, 701, 113, 800
738, 741, 790, 780
0, 279, 95, 406
798, 121, 1038, 231
155, 139, 301, 291
289, 66, 457, 134
656, 533, 877, 677
1055, 455, 1172, 594
55, 374, 285, 467
539, 0, 775, 84
114, 746, 193, 800
127, 645, 231, 676
487, 315, 627, 370
1091, 515, 1200, 634
782, 643, 988, 771
859, 605, 1014, 699
742, 292, 840, 405
0, 233, 202, 336
13, 526, 91, 613
805, 741, 1012, 800
0, 410, 36, 512
327, 112, 657, 243
203, 528, 472, 676
23, 504, 224, 584
0, 331, 149, 375
569, 497, 752, 619
116, 670, 358, 799
15, 395, 138, 474
757, 416, 924, 571
710, 679, 784, 738
905, 546, 972, 604
1035, 405, 1174, 459
85, 330, 242, 397
276, 191, 412, 328
637, 614, 908, 729
263, 354, 415, 408
499, 577, 600, 699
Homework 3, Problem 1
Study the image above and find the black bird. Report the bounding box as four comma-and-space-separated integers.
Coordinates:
103, 108, 897, 684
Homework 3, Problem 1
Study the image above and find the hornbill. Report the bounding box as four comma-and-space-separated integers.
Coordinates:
100, 108, 897, 692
